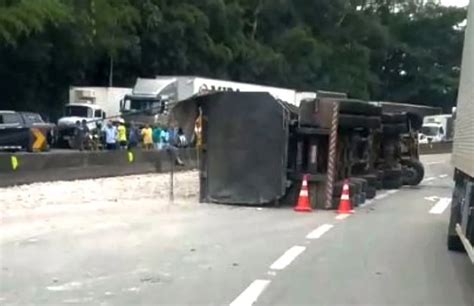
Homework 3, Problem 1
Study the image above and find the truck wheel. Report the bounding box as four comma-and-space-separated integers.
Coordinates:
339, 114, 381, 129
383, 166, 403, 180
375, 170, 384, 189
447, 235, 464, 251
356, 174, 378, 188
366, 186, 377, 199
350, 177, 368, 192
401, 159, 424, 186
447, 182, 465, 252
383, 176, 403, 189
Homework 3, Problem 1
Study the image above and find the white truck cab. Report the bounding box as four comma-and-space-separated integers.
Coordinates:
419, 114, 453, 143
57, 87, 131, 148
419, 123, 445, 143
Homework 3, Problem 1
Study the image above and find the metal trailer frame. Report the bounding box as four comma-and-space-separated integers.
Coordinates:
295, 97, 383, 209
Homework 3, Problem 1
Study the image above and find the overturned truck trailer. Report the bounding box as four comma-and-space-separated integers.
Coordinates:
173, 92, 296, 205
173, 91, 424, 207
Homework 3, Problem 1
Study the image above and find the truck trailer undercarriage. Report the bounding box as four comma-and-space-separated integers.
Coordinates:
173, 91, 426, 209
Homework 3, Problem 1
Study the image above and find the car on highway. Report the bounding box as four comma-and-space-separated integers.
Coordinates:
0, 110, 56, 152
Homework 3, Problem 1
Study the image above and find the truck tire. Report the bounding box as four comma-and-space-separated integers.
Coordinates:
350, 177, 368, 192
447, 181, 465, 252
339, 114, 381, 129
382, 113, 407, 124
383, 166, 403, 180
356, 174, 378, 188
375, 170, 384, 189
447, 235, 464, 252
383, 176, 403, 189
366, 186, 377, 199
339, 100, 382, 116
382, 123, 408, 135
401, 159, 425, 186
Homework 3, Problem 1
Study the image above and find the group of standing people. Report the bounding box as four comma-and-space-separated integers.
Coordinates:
75, 120, 187, 152
140, 125, 187, 151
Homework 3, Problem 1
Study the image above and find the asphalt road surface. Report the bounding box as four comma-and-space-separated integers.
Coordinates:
0, 154, 473, 305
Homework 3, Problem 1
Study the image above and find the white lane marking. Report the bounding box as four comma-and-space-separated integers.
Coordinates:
387, 190, 398, 195
62, 298, 94, 304
427, 162, 443, 165
335, 214, 351, 220
429, 198, 451, 214
423, 177, 437, 182
306, 224, 334, 238
424, 196, 439, 202
46, 281, 83, 292
439, 174, 448, 178
229, 279, 271, 306
270, 246, 306, 270
267, 271, 277, 276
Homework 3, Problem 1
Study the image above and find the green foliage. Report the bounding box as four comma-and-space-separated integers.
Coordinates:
0, 0, 468, 117
0, 0, 69, 44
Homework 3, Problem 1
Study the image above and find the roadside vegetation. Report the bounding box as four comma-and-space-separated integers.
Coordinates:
0, 0, 467, 118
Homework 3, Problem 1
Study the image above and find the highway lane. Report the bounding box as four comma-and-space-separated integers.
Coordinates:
0, 154, 473, 305
257, 158, 473, 305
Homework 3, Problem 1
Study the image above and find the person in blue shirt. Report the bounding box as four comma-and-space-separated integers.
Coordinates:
128, 122, 140, 150
168, 127, 177, 147
152, 126, 162, 150
103, 121, 118, 150
161, 128, 170, 147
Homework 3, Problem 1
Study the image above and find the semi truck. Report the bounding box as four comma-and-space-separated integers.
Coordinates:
120, 76, 316, 125
57, 87, 131, 147
447, 0, 474, 264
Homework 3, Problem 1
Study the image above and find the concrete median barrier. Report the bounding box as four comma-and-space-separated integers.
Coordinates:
419, 141, 453, 155
0, 148, 197, 187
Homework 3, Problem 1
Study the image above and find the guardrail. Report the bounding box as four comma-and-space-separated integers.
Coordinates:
0, 149, 198, 188
419, 141, 453, 155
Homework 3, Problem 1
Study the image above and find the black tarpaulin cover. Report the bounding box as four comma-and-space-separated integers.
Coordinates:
173, 92, 291, 205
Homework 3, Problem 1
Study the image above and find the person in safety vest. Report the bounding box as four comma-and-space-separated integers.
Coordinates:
117, 122, 127, 150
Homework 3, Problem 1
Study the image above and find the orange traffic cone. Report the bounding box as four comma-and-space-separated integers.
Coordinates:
294, 175, 312, 212
337, 179, 354, 214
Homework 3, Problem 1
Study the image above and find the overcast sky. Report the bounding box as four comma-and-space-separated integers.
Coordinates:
440, 0, 470, 7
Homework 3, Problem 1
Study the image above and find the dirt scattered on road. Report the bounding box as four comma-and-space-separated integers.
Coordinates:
0, 171, 199, 243
0, 171, 199, 211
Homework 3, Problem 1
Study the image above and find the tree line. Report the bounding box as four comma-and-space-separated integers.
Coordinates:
0, 0, 467, 120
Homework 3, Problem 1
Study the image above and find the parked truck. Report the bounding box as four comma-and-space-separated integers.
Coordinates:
120, 76, 316, 125
447, 0, 474, 264
57, 87, 131, 148
419, 114, 454, 143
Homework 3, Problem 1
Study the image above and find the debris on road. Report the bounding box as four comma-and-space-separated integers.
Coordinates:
0, 171, 199, 212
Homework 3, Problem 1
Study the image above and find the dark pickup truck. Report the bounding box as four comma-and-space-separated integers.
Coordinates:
0, 111, 56, 152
